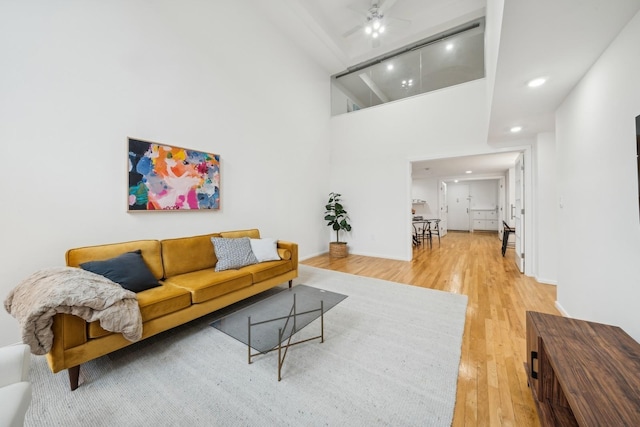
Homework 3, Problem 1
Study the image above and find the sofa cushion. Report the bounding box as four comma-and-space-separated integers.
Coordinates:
161, 233, 221, 278
66, 240, 163, 279
250, 238, 281, 262
164, 269, 253, 303
219, 229, 261, 239
80, 250, 160, 293
88, 283, 191, 338
211, 237, 259, 272
136, 283, 193, 322
240, 259, 293, 283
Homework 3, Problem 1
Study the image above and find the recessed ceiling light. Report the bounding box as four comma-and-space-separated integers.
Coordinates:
454, 180, 459, 183
446, 43, 454, 51
465, 170, 472, 174
527, 77, 547, 88
510, 126, 523, 133
387, 64, 394, 71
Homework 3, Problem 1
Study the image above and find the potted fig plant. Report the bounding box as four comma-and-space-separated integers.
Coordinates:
324, 192, 352, 258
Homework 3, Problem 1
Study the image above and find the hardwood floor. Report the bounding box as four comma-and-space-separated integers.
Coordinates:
302, 231, 560, 427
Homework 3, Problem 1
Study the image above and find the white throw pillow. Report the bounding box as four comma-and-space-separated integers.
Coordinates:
250, 238, 281, 262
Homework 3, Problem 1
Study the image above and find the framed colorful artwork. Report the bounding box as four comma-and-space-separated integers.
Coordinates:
128, 138, 220, 211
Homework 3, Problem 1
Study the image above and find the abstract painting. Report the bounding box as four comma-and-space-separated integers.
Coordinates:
128, 138, 220, 211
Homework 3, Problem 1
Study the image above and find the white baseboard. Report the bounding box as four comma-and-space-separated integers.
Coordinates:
299, 251, 409, 262
535, 276, 557, 286
351, 251, 408, 261
555, 301, 570, 317
299, 251, 325, 261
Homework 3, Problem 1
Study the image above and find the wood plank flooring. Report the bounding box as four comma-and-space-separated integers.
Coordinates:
302, 231, 560, 427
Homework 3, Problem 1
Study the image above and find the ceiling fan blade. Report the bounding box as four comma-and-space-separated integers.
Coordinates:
378, 0, 400, 15
342, 24, 364, 38
347, 3, 369, 18
386, 16, 411, 29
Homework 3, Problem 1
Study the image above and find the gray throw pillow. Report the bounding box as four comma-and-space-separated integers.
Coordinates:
211, 237, 259, 271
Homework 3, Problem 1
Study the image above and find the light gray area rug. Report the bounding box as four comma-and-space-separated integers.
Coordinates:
25, 265, 468, 427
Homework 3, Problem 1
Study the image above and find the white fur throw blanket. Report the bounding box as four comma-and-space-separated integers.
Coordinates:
4, 267, 143, 355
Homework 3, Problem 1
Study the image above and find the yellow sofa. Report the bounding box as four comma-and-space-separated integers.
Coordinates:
47, 229, 298, 390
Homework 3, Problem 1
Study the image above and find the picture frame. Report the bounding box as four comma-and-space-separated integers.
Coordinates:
128, 138, 220, 211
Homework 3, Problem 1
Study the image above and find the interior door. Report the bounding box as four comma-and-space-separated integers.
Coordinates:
447, 183, 470, 231
515, 153, 525, 272
439, 181, 448, 236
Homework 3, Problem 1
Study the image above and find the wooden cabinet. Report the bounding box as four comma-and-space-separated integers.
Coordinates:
525, 311, 640, 426
471, 209, 498, 231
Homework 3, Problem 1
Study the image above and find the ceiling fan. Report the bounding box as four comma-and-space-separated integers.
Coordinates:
342, 0, 411, 47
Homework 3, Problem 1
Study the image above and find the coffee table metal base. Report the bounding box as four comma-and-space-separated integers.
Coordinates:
247, 294, 324, 381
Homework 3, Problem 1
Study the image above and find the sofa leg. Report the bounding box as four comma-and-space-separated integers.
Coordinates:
68, 365, 80, 391
288, 280, 292, 288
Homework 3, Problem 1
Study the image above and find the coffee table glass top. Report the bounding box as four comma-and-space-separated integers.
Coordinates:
211, 284, 347, 353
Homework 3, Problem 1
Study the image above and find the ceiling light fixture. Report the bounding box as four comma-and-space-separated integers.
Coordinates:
465, 170, 472, 174
387, 63, 394, 71
527, 77, 547, 88
446, 43, 454, 51
401, 79, 414, 88
510, 126, 523, 133
364, 6, 385, 38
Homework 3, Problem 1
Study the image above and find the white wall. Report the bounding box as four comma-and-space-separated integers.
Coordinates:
0, 0, 331, 346
411, 178, 439, 217
329, 79, 491, 261
469, 180, 499, 209
534, 132, 558, 284
556, 10, 640, 340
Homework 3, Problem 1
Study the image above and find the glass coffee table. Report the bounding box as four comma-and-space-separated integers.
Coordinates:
248, 292, 323, 381
211, 284, 347, 381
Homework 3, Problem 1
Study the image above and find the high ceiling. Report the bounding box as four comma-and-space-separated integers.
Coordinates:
256, 0, 640, 177
294, 0, 485, 65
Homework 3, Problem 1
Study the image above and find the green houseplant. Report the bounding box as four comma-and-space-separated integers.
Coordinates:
324, 192, 352, 258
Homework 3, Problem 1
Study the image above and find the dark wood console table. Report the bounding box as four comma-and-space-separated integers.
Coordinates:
525, 311, 640, 426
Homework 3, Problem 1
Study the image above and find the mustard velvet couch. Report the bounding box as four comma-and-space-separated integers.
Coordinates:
47, 229, 298, 390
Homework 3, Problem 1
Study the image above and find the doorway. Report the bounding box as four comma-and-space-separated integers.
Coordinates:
447, 183, 470, 231
410, 150, 529, 271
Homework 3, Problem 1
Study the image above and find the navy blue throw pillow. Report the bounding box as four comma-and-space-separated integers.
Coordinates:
80, 250, 160, 293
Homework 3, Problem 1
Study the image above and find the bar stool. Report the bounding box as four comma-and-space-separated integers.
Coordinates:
412, 221, 431, 248
502, 221, 515, 256
430, 219, 441, 246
